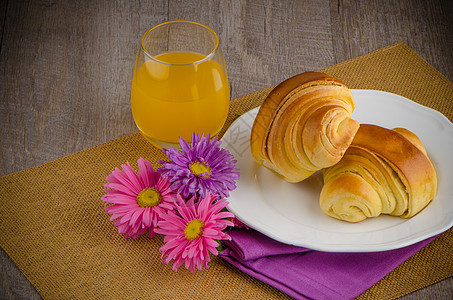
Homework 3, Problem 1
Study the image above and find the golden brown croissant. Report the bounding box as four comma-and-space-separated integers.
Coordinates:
320, 124, 437, 222
250, 71, 360, 182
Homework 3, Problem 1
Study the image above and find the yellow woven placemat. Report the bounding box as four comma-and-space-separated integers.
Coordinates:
0, 42, 452, 299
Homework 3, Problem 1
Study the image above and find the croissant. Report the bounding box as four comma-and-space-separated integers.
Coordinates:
320, 124, 437, 222
250, 71, 360, 182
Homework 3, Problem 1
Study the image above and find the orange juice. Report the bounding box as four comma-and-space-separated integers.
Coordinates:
131, 52, 229, 146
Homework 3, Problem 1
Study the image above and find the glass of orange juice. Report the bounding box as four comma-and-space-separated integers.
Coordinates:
131, 20, 230, 148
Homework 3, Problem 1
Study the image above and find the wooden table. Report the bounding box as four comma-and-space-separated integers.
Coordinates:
1, 0, 452, 298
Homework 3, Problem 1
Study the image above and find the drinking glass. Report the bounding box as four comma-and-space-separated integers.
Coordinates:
131, 20, 230, 148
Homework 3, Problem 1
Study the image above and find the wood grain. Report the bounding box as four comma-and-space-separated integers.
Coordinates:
330, 0, 453, 81
0, 0, 452, 299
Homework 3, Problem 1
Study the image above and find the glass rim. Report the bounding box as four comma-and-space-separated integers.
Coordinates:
140, 20, 220, 66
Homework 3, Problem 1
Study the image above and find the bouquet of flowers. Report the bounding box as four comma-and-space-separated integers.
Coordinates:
101, 133, 241, 273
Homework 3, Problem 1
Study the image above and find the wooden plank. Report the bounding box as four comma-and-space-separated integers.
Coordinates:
0, 0, 6, 50
0, 0, 168, 176
168, 0, 334, 98
330, 0, 453, 81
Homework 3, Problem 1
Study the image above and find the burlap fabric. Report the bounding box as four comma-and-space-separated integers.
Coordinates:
0, 42, 451, 299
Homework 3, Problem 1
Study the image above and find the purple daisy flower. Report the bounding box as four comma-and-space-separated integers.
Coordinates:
158, 133, 240, 199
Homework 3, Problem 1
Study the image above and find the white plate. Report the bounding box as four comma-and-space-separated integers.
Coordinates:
222, 89, 453, 252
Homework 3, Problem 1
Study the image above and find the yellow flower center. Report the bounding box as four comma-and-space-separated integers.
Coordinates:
136, 188, 161, 207
189, 161, 211, 178
184, 219, 205, 241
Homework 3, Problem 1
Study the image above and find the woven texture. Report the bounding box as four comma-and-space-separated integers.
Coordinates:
0, 42, 452, 299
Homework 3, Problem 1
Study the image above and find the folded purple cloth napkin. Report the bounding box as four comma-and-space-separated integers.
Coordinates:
220, 229, 436, 300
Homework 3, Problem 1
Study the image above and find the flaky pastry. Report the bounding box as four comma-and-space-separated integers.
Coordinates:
320, 124, 437, 222
250, 71, 360, 182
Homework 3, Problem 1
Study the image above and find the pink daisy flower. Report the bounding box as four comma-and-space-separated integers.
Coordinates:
155, 192, 234, 273
102, 157, 177, 239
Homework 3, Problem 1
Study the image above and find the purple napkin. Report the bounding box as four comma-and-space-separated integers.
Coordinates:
220, 229, 436, 300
